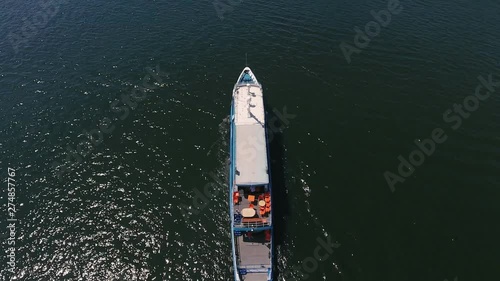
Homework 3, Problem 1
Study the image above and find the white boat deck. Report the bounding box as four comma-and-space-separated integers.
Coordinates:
234, 84, 265, 126
233, 82, 269, 186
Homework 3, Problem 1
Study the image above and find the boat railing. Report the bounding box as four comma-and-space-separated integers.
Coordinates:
238, 264, 269, 273
235, 82, 261, 90
233, 217, 271, 229
235, 238, 242, 265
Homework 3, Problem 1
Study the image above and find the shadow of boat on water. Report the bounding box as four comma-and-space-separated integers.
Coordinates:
266, 105, 290, 281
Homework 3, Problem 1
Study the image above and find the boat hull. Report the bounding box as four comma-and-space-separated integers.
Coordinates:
229, 67, 273, 281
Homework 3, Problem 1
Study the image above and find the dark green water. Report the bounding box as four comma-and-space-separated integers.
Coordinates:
1, 0, 499, 280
